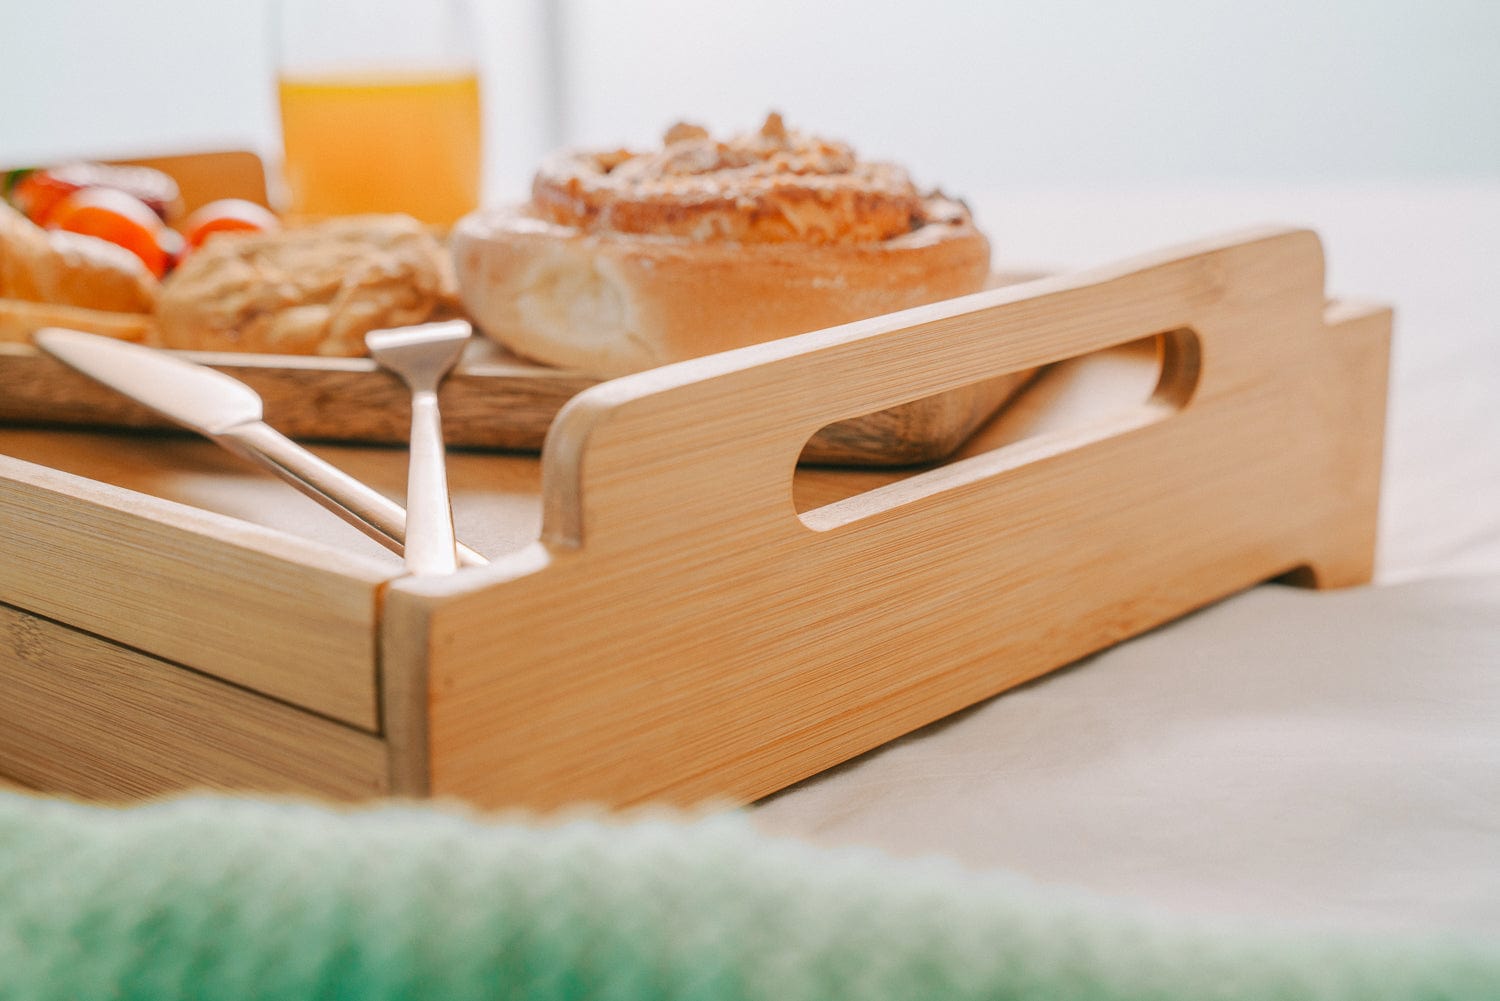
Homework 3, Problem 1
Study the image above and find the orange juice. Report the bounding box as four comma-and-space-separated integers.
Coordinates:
277, 71, 481, 226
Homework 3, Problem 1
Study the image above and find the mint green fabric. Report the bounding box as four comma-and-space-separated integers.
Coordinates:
1, 791, 1496, 1000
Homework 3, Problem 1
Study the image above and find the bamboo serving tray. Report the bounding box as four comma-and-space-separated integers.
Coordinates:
0, 151, 1033, 467
0, 226, 1391, 809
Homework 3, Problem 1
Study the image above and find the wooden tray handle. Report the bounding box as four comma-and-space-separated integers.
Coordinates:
541, 227, 1327, 552
396, 226, 1385, 811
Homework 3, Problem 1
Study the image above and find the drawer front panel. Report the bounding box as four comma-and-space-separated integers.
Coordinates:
0, 602, 388, 800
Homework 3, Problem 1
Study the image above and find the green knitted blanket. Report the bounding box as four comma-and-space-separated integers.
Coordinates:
1, 791, 1495, 1000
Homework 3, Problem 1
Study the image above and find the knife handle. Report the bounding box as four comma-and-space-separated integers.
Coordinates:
214, 420, 488, 568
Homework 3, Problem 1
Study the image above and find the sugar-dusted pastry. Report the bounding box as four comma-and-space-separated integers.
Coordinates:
451, 113, 991, 377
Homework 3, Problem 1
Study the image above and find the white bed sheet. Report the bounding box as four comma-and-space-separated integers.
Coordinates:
753, 184, 1500, 934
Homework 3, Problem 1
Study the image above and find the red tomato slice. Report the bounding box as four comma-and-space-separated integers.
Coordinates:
182, 198, 280, 250
10, 170, 78, 224
46, 187, 170, 278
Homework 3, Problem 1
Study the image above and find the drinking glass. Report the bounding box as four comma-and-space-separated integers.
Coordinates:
273, 0, 482, 225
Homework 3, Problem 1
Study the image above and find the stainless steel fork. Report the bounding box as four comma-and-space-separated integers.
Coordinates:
365, 319, 473, 577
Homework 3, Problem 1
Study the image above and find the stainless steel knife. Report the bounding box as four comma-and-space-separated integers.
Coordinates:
34, 328, 488, 568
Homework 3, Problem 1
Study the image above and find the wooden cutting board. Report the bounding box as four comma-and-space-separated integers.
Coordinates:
0, 268, 1046, 466
0, 330, 1035, 467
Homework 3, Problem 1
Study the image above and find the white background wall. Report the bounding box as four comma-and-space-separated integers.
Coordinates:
560, 0, 1500, 195
3, 0, 1497, 201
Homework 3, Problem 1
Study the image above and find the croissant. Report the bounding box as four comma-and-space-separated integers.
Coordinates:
452, 113, 991, 378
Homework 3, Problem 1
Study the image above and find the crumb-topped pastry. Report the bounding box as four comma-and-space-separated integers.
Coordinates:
452, 113, 991, 377
155, 215, 456, 356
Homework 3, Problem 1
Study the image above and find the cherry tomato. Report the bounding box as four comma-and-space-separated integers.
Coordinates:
46, 187, 171, 278
10, 170, 78, 225
181, 198, 280, 250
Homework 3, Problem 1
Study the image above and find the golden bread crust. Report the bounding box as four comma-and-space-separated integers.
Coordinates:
0, 202, 158, 313
455, 114, 991, 377
452, 202, 990, 378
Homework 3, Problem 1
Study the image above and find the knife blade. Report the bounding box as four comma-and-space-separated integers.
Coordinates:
34, 328, 488, 568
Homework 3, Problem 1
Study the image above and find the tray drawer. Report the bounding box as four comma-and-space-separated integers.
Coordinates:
0, 455, 392, 730
0, 603, 388, 800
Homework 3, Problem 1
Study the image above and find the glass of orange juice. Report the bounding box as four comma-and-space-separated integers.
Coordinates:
273, 0, 482, 226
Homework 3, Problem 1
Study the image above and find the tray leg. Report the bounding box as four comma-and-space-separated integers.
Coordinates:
1284, 300, 1393, 590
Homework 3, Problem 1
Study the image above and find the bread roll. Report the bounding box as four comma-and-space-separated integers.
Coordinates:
452, 113, 990, 378
0, 201, 158, 314
155, 215, 456, 356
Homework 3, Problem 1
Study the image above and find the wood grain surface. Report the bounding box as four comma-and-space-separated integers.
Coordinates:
0, 602, 387, 799
0, 455, 393, 729
0, 226, 1390, 809
115, 149, 273, 212
383, 227, 1391, 810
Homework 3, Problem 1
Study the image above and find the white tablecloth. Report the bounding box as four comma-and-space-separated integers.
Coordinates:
754, 184, 1500, 935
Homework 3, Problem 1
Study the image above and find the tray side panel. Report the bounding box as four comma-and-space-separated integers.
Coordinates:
0, 457, 387, 729
404, 228, 1392, 810
0, 602, 388, 799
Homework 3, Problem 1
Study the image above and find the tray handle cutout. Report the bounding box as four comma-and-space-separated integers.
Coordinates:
541, 227, 1325, 553
795, 327, 1200, 529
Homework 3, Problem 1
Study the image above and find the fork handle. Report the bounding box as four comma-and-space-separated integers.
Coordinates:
402, 390, 459, 576
214, 420, 486, 568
